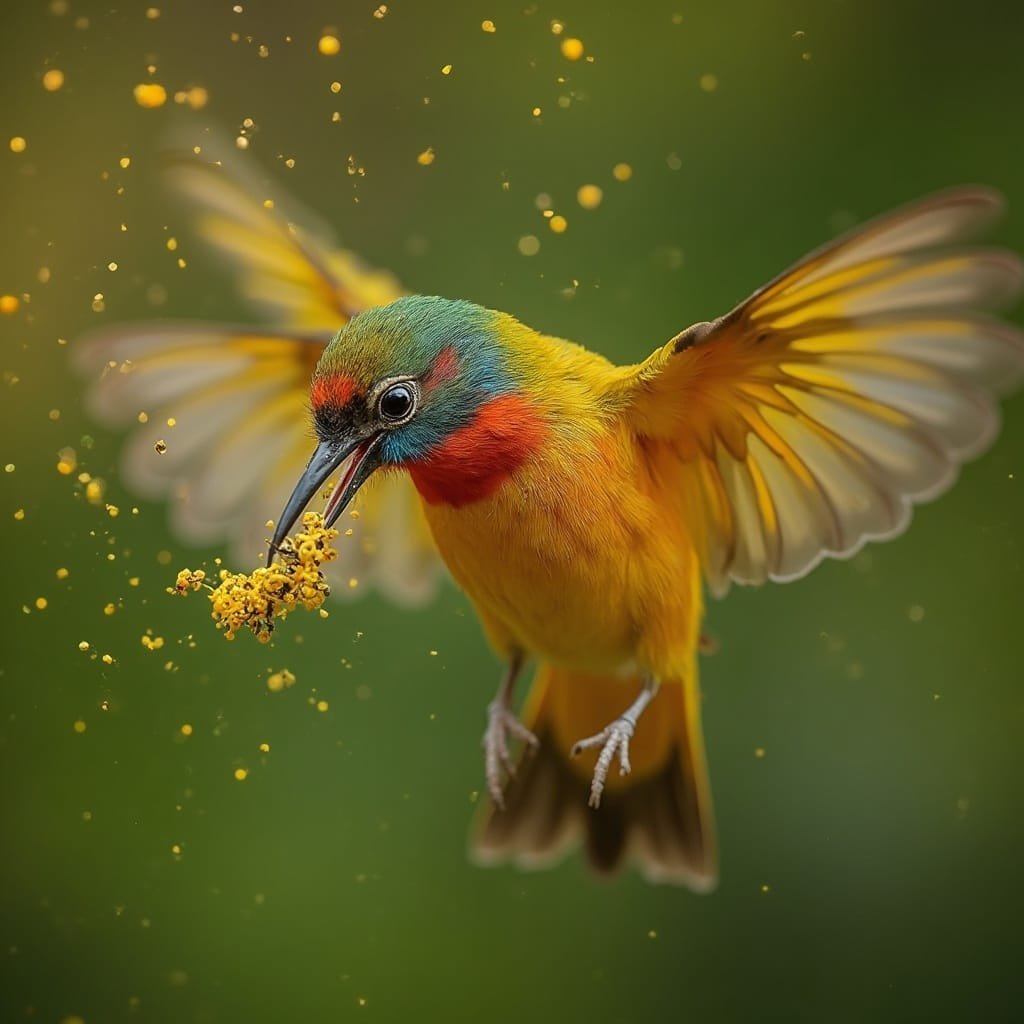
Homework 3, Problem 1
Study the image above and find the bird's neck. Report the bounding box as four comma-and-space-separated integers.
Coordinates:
405, 391, 547, 508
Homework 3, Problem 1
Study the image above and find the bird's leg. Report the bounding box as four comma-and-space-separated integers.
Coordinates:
482, 651, 538, 809
572, 675, 659, 809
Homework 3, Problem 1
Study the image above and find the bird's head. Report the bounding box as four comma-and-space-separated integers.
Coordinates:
268, 295, 547, 559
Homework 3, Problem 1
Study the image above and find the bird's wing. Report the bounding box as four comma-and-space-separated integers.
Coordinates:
607, 186, 1024, 595
73, 154, 442, 607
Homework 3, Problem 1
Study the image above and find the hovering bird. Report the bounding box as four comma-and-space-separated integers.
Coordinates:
78, 153, 1024, 889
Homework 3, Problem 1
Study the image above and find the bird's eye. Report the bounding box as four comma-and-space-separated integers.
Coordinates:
378, 382, 416, 423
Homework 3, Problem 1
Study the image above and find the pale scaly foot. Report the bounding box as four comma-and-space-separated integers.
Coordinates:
481, 652, 537, 808
572, 676, 659, 808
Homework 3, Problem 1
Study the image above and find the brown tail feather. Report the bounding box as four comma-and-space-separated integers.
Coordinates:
471, 664, 718, 890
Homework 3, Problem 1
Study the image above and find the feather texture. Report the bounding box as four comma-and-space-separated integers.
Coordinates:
608, 187, 1024, 593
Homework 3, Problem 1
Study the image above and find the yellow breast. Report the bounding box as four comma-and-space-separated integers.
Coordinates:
419, 421, 702, 677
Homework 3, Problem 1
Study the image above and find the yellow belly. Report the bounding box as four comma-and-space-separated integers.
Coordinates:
419, 432, 702, 677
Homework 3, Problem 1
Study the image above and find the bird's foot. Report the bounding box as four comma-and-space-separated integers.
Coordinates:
572, 716, 636, 809
482, 700, 538, 809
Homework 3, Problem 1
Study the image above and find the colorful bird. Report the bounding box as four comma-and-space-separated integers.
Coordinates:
78, 154, 1024, 890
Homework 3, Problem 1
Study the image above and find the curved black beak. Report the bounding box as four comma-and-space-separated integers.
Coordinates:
267, 433, 383, 565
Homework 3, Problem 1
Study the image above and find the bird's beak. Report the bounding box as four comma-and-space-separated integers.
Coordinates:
267, 433, 383, 564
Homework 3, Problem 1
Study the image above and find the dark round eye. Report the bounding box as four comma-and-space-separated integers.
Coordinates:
378, 382, 415, 423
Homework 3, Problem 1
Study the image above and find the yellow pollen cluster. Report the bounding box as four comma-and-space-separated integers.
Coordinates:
170, 513, 338, 642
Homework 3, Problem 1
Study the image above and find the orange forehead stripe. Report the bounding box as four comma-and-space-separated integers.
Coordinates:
311, 373, 359, 408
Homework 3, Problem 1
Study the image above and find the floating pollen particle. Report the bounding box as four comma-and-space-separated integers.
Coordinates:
42, 69, 65, 91
318, 33, 341, 55
416, 147, 435, 166
576, 184, 603, 209
133, 82, 167, 108
612, 162, 633, 182
560, 37, 584, 60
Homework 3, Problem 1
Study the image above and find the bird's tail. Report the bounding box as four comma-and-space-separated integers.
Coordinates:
471, 663, 718, 890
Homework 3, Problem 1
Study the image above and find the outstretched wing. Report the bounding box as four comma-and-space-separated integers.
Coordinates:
74, 153, 441, 606
609, 186, 1024, 594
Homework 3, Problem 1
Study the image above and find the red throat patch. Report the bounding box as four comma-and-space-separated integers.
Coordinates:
407, 393, 547, 507
311, 373, 359, 408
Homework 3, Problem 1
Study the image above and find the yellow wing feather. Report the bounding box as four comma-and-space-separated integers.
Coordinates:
74, 151, 441, 606
611, 186, 1024, 594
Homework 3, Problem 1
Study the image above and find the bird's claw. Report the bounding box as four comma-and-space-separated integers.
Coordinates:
483, 700, 538, 809
572, 717, 636, 809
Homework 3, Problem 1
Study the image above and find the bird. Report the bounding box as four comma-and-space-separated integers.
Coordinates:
77, 151, 1024, 890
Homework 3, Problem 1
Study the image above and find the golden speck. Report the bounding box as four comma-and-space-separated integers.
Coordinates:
267, 668, 296, 692
101, 653, 114, 665
50, 0, 69, 13
146, 7, 161, 18
133, 82, 167, 108
441, 63, 452, 75
4, 464, 13, 473
56, 567, 70, 579
612, 162, 633, 182
318, 33, 341, 55
35, 597, 48, 610
107, 262, 118, 272
180, 723, 193, 736
576, 183, 603, 209
105, 503, 120, 518
0, 294, 20, 314
372, 4, 388, 18
531, 106, 542, 117
259, 742, 270, 753
761, 884, 771, 893
518, 234, 540, 256
284, 157, 296, 169
233, 768, 249, 781
9, 136, 27, 153
165, 237, 177, 252
128, 577, 140, 587
330, 80, 342, 93
42, 68, 65, 91
416, 146, 435, 166
13, 508, 25, 520
647, 929, 658, 939
91, 293, 105, 313
171, 843, 182, 856
154, 439, 167, 454
754, 747, 766, 758
550, 19, 564, 34
73, 719, 87, 734
173, 85, 208, 109
549, 214, 567, 233
699, 72, 719, 93
316, 700, 329, 713
560, 37, 584, 60
257, 43, 270, 58
481, 19, 496, 33
119, 156, 131, 169
56, 447, 77, 475
78, 641, 90, 651
166, 417, 177, 427
176, 257, 187, 269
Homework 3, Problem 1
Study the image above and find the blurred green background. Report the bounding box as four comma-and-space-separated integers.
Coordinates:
2, 1, 1023, 1021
